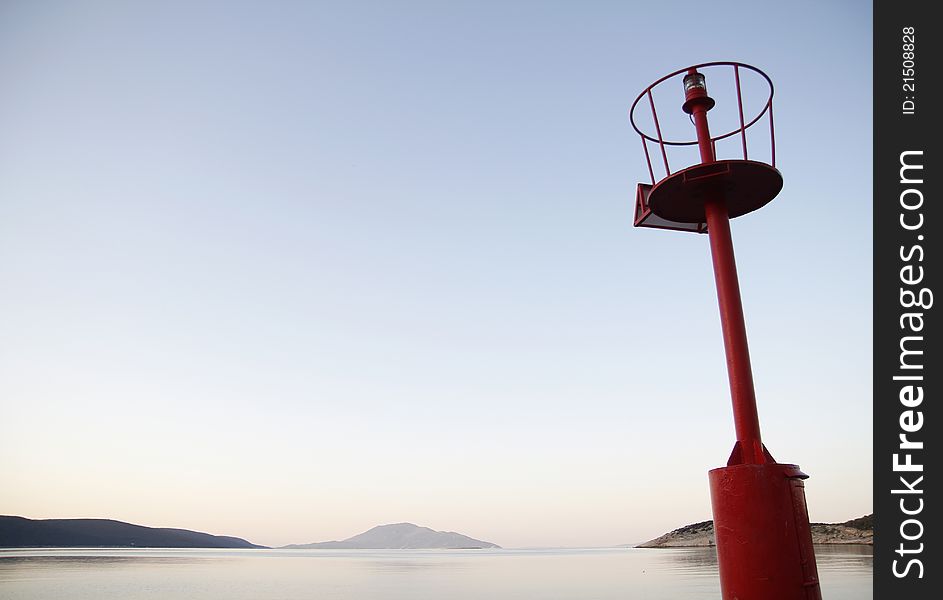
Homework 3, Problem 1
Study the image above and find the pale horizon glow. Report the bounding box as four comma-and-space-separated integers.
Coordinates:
1, 1, 872, 549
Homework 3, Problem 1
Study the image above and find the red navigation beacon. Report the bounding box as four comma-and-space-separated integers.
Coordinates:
629, 62, 822, 600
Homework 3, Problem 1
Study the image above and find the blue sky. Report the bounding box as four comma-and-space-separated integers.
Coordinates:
0, 1, 871, 547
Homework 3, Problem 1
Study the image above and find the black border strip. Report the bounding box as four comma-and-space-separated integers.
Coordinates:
874, 1, 939, 597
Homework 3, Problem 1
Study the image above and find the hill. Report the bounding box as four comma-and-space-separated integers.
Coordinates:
636, 514, 873, 547
282, 523, 500, 549
0, 515, 265, 548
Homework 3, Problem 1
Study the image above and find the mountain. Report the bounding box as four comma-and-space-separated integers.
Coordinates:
0, 516, 266, 549
635, 514, 874, 548
282, 523, 500, 549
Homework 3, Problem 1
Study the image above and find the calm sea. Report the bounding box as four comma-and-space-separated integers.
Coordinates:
0, 545, 872, 599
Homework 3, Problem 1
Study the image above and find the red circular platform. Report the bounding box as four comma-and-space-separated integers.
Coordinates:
647, 160, 783, 224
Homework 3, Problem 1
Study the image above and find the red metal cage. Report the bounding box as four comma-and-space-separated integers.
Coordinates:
629, 62, 779, 233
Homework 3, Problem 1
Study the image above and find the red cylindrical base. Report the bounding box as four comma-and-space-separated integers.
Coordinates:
709, 463, 822, 600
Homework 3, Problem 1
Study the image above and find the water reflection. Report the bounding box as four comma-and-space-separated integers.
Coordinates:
648, 547, 719, 572
0, 546, 871, 600
814, 543, 874, 568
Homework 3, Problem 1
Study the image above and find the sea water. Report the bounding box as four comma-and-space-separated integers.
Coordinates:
0, 545, 872, 599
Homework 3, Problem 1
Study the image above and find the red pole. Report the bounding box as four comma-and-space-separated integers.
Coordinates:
681, 68, 822, 600
686, 69, 764, 464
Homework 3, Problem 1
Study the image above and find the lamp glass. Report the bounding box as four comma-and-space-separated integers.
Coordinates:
683, 73, 707, 93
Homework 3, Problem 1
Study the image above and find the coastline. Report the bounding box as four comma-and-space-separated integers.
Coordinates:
637, 515, 873, 548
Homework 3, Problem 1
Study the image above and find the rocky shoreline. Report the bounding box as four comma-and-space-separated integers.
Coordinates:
637, 514, 872, 548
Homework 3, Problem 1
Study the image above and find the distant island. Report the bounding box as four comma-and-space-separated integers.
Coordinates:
0, 516, 265, 549
636, 514, 873, 548
282, 523, 501, 549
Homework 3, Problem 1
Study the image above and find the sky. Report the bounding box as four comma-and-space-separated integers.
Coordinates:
0, 1, 872, 548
